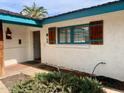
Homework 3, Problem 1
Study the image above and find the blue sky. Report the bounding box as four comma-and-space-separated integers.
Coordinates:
0, 0, 117, 16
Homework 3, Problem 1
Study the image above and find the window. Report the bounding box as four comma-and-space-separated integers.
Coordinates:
58, 24, 89, 44
73, 25, 89, 44
57, 20, 103, 45
58, 28, 71, 44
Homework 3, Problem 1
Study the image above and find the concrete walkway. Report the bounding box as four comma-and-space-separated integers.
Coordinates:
0, 63, 123, 93
0, 62, 49, 93
103, 88, 124, 93
0, 81, 9, 93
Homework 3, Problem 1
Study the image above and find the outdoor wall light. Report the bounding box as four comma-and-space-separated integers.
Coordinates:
46, 33, 48, 43
6, 27, 12, 39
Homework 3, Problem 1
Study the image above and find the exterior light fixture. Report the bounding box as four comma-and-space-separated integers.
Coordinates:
6, 27, 12, 39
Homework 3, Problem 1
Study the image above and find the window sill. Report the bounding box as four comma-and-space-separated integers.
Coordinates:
55, 44, 91, 49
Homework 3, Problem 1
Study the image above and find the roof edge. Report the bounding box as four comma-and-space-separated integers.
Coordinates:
42, 0, 124, 24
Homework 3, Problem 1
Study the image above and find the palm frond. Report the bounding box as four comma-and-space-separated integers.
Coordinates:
20, 2, 48, 19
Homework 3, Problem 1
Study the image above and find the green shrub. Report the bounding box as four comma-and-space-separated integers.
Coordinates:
11, 72, 105, 93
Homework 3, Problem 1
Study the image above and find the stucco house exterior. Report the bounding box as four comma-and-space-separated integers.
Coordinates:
0, 0, 124, 81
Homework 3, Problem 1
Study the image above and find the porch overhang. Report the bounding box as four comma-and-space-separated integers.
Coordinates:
0, 13, 42, 27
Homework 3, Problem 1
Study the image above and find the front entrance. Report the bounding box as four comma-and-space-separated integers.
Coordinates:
0, 21, 4, 75
33, 31, 41, 60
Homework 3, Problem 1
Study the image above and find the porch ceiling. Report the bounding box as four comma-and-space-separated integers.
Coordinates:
0, 13, 42, 27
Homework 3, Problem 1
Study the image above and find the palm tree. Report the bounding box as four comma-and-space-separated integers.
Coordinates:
20, 2, 48, 19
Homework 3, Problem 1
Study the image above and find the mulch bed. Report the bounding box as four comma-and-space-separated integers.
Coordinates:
39, 63, 91, 77
95, 76, 124, 91
0, 73, 31, 91
21, 60, 41, 65
39, 63, 124, 91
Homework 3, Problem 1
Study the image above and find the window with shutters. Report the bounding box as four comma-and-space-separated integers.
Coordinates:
57, 20, 103, 45
48, 27, 56, 44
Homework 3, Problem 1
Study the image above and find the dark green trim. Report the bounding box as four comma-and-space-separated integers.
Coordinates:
59, 24, 89, 29
42, 1, 124, 25
89, 40, 103, 43
58, 23, 89, 44
70, 27, 74, 44
58, 27, 72, 44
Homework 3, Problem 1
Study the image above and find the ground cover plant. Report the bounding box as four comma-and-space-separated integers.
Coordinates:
11, 71, 105, 93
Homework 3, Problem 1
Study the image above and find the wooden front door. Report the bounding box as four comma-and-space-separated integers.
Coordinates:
0, 21, 4, 76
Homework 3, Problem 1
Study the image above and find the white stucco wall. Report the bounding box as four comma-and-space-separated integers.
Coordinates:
2, 23, 41, 66
41, 10, 124, 81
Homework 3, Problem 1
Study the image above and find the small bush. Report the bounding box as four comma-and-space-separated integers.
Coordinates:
11, 72, 105, 93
